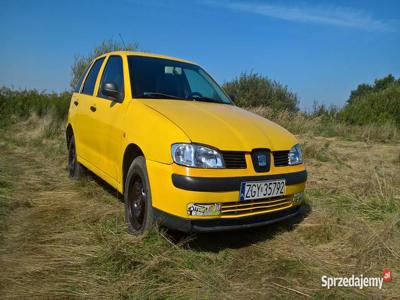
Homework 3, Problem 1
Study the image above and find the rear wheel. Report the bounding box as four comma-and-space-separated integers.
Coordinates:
68, 135, 84, 178
124, 156, 154, 235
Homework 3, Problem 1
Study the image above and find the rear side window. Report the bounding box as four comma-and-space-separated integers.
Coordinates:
98, 56, 124, 100
82, 57, 105, 96
74, 65, 90, 93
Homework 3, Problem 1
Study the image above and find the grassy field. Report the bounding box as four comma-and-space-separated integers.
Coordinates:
0, 113, 399, 299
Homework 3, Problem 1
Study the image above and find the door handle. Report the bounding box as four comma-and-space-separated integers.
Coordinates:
73, 100, 79, 106
90, 105, 97, 112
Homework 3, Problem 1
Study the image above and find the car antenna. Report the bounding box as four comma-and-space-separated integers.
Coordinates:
119, 33, 127, 49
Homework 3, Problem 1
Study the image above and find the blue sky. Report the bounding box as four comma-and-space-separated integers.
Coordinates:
1, 0, 399, 110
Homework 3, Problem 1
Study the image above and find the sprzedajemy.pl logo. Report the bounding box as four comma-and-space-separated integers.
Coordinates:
321, 269, 392, 289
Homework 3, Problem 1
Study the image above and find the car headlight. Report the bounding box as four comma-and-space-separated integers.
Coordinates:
171, 143, 225, 168
288, 144, 303, 165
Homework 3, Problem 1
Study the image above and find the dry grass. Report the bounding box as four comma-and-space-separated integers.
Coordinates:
249, 106, 399, 142
0, 115, 399, 299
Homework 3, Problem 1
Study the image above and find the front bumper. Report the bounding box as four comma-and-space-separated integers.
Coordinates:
146, 160, 307, 231
154, 205, 302, 232
172, 170, 307, 192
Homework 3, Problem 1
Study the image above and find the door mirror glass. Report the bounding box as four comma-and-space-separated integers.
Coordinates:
102, 82, 121, 102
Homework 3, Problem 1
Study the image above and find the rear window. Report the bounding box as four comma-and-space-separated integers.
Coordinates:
74, 65, 90, 93
82, 57, 105, 96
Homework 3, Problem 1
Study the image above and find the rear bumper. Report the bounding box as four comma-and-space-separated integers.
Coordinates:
154, 205, 302, 233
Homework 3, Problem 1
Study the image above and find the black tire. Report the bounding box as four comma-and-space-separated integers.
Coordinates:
124, 156, 154, 235
68, 135, 84, 178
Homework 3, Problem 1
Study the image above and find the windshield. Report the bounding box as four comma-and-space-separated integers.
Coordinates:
128, 56, 232, 104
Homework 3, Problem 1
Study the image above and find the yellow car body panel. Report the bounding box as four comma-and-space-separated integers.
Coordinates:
140, 99, 297, 151
67, 51, 307, 232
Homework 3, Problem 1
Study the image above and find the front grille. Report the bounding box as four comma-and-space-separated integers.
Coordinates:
273, 151, 289, 167
251, 149, 271, 172
221, 151, 247, 169
221, 196, 292, 216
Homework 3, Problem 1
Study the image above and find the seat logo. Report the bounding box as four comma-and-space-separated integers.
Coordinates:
257, 153, 267, 167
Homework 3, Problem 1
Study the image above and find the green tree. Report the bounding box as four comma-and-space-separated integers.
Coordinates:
222, 72, 299, 112
347, 74, 396, 105
347, 83, 373, 105
373, 74, 396, 92
70, 39, 138, 90
341, 74, 400, 126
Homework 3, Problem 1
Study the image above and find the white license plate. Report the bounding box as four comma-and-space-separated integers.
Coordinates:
240, 179, 286, 201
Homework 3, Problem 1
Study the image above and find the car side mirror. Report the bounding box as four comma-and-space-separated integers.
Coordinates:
102, 82, 122, 102
228, 93, 236, 102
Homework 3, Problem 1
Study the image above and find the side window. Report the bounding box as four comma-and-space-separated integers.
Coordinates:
82, 57, 105, 96
74, 64, 90, 93
98, 56, 124, 100
184, 69, 216, 99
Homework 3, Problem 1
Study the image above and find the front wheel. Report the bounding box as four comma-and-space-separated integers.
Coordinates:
124, 156, 154, 235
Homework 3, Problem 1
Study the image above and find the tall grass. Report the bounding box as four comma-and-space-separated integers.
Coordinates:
250, 106, 398, 142
0, 87, 70, 125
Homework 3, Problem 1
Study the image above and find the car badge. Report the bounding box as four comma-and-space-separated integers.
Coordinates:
257, 153, 267, 167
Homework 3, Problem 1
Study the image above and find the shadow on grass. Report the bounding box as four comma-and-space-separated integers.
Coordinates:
168, 204, 312, 252
81, 167, 124, 202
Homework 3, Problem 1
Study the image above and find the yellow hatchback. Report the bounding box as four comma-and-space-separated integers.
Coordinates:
66, 51, 307, 234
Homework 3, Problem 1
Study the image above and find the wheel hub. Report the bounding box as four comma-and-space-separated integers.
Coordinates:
129, 176, 146, 230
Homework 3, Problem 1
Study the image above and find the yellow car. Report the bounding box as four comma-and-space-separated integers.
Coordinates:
66, 51, 307, 234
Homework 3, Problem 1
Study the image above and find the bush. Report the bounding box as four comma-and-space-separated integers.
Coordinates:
222, 73, 299, 112
340, 75, 400, 126
0, 87, 71, 125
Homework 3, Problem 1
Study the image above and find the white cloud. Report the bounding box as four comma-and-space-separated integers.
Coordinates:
204, 1, 394, 31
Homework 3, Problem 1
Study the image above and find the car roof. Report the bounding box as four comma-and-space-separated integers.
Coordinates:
97, 51, 197, 65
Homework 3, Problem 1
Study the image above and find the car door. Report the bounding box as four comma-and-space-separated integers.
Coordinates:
76, 56, 106, 165
90, 55, 127, 182
69, 63, 90, 155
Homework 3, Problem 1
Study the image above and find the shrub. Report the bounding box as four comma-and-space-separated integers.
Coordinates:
340, 74, 400, 126
222, 73, 299, 112
0, 87, 71, 125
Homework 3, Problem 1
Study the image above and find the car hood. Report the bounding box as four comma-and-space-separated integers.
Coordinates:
140, 99, 298, 151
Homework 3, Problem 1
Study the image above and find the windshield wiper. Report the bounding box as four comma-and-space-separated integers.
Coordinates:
140, 92, 225, 104
140, 92, 184, 100
191, 96, 224, 104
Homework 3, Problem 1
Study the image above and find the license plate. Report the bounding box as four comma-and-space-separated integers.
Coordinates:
240, 179, 285, 201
